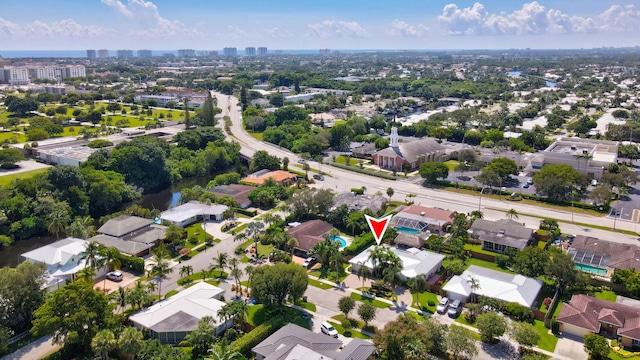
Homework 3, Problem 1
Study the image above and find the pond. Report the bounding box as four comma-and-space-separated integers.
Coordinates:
0, 174, 218, 268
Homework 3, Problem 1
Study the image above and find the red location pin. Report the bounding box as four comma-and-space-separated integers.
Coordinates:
365, 214, 393, 246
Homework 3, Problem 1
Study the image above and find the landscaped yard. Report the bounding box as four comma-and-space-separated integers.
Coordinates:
350, 292, 391, 309
334, 155, 364, 166
466, 258, 515, 274
594, 290, 617, 302
246, 304, 311, 329
309, 263, 349, 283
412, 291, 439, 313
0, 131, 26, 143
0, 168, 49, 187
464, 243, 499, 257
329, 314, 373, 339
533, 319, 558, 352
443, 160, 460, 172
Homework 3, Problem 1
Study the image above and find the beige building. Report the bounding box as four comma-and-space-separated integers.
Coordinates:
532, 137, 619, 180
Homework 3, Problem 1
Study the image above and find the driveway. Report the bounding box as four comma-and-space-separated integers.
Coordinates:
554, 334, 588, 360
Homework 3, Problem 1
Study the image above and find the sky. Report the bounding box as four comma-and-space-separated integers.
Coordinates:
0, 0, 639, 51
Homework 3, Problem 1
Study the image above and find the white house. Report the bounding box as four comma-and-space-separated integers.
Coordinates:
349, 245, 445, 281
442, 265, 542, 308
159, 201, 229, 227
21, 237, 105, 291
129, 282, 231, 344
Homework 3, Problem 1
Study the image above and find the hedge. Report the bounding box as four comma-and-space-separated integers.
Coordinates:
343, 233, 375, 257
114, 252, 145, 273
231, 316, 286, 355
329, 162, 397, 180
237, 208, 257, 217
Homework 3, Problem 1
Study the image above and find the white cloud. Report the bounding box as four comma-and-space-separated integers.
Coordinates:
308, 20, 368, 38
0, 16, 111, 40
438, 2, 640, 36
265, 27, 292, 38
386, 20, 428, 37
101, 0, 200, 38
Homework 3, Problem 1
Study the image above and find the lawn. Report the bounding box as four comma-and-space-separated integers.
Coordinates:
0, 167, 49, 187
308, 278, 333, 290
610, 349, 640, 360
0, 131, 27, 143
466, 258, 515, 274
350, 292, 391, 309
329, 314, 372, 339
533, 319, 558, 352
176, 271, 227, 286
248, 131, 263, 140
309, 263, 350, 283
594, 290, 617, 302
257, 243, 275, 258
246, 304, 311, 329
412, 291, 439, 313
296, 300, 317, 312
451, 324, 482, 341
334, 155, 364, 166
464, 243, 499, 257
443, 160, 460, 172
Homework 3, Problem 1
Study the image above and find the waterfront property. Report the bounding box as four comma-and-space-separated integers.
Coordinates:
21, 237, 106, 291
129, 282, 231, 344
557, 294, 640, 348
90, 215, 168, 257
209, 184, 254, 209
349, 245, 445, 281
159, 201, 229, 227
442, 265, 542, 308
567, 235, 640, 278
252, 323, 375, 360
242, 169, 298, 186
468, 218, 534, 254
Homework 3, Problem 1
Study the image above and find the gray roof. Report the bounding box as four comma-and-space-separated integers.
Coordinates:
252, 323, 341, 359
98, 215, 153, 238
374, 137, 444, 163
89, 234, 152, 256
332, 192, 387, 214
469, 218, 533, 250
335, 338, 376, 360
150, 311, 200, 332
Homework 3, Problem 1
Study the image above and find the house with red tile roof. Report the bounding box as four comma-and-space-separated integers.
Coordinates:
557, 294, 640, 348
287, 220, 334, 255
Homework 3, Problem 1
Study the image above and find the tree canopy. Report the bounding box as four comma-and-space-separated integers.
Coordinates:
250, 262, 308, 310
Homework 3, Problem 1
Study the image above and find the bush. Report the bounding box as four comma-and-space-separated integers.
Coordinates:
114, 252, 145, 273
505, 302, 534, 323
543, 297, 552, 308
496, 255, 510, 269
343, 233, 375, 257
86, 139, 113, 148
551, 320, 560, 335
231, 316, 286, 355
427, 300, 436, 307
237, 208, 258, 217
188, 237, 199, 245
350, 187, 365, 195
341, 318, 351, 329
331, 162, 397, 180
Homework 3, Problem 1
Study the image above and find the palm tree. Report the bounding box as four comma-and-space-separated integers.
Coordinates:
329, 251, 346, 282
213, 252, 228, 280
287, 237, 298, 256
246, 221, 265, 255
117, 327, 143, 360
382, 265, 403, 300
65, 216, 96, 239
367, 246, 388, 278
112, 287, 129, 313
82, 240, 104, 274
467, 276, 481, 303
302, 162, 310, 179
386, 187, 394, 201
233, 232, 247, 243
205, 340, 242, 360
244, 265, 255, 289
229, 257, 239, 272
100, 247, 121, 291
47, 208, 70, 240
180, 265, 193, 279
346, 213, 361, 236
262, 213, 282, 228
200, 269, 209, 282
506, 208, 519, 220
356, 263, 372, 293
230, 267, 243, 295
150, 255, 173, 301
470, 210, 484, 221
407, 274, 428, 308
91, 329, 116, 360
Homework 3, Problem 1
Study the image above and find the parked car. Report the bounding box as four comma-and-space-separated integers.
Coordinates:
527, 178, 533, 185
591, 179, 598, 186
448, 299, 461, 318
436, 297, 449, 314
522, 183, 530, 189
302, 257, 316, 268
106, 271, 123, 282
313, 173, 324, 181
500, 187, 507, 191
321, 321, 339, 338
298, 159, 306, 164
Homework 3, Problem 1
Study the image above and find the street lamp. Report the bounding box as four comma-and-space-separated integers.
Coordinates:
478, 186, 486, 211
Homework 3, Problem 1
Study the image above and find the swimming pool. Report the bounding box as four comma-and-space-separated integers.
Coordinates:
395, 226, 421, 235
330, 236, 348, 249
575, 263, 608, 276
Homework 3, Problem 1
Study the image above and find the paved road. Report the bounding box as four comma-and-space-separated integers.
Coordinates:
1, 336, 61, 360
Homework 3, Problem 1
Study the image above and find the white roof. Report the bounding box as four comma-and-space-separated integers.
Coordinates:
129, 282, 226, 332
160, 201, 228, 223
349, 245, 445, 279
21, 237, 88, 266
442, 265, 542, 308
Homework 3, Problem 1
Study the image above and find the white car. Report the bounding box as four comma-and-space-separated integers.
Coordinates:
106, 271, 123, 282
321, 321, 339, 338
448, 299, 462, 318
591, 179, 598, 186
436, 297, 449, 314
302, 257, 315, 268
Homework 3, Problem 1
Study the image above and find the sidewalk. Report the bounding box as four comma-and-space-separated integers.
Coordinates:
1, 336, 61, 360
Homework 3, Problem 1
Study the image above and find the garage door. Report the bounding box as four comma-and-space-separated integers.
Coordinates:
446, 291, 467, 303
561, 323, 593, 338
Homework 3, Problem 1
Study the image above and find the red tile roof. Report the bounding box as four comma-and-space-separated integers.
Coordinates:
287, 220, 334, 252
400, 204, 453, 222
557, 294, 640, 339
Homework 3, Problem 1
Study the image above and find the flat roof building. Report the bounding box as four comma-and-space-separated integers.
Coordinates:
534, 137, 619, 180
86, 49, 96, 59
138, 49, 152, 58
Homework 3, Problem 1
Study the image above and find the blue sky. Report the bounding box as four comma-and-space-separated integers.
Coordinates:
0, 0, 638, 50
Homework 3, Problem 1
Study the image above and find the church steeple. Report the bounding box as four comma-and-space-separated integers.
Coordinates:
390, 113, 399, 148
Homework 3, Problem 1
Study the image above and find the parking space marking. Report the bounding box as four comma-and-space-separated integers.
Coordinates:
632, 209, 640, 223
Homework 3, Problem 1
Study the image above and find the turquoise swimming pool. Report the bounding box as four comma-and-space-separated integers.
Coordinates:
395, 226, 421, 235
330, 236, 348, 249
575, 263, 608, 276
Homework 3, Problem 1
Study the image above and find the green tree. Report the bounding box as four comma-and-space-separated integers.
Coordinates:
182, 316, 218, 358
47, 206, 71, 239
476, 312, 508, 343
419, 162, 449, 184
183, 98, 191, 129
373, 313, 435, 360
250, 262, 308, 311
407, 274, 427, 308
0, 148, 24, 168
506, 208, 519, 220
91, 329, 116, 360
82, 240, 105, 272
65, 216, 96, 239
356, 264, 372, 294
386, 187, 394, 201
31, 281, 116, 348
446, 325, 478, 360
583, 333, 610, 360
487, 157, 517, 180
0, 261, 46, 333
475, 169, 502, 189
150, 255, 173, 301
357, 302, 377, 327
250, 150, 280, 171
546, 247, 585, 291
533, 164, 586, 200
213, 252, 229, 280
510, 321, 540, 350
338, 296, 356, 319
180, 265, 193, 279
246, 221, 265, 254
205, 340, 242, 360
117, 327, 144, 360
512, 246, 550, 278
201, 92, 216, 126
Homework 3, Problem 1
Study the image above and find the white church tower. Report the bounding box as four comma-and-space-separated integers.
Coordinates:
390, 115, 399, 148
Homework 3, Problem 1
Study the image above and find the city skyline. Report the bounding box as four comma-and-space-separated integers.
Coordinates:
0, 0, 639, 51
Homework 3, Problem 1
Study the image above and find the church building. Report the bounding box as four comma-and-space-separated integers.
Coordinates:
372, 120, 445, 170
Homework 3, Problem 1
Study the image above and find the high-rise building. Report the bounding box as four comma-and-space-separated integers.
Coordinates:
117, 49, 133, 58
26, 65, 86, 82
245, 47, 256, 56
257, 47, 268, 56
86, 50, 96, 59
138, 49, 152, 58
196, 51, 209, 57
177, 49, 195, 57
98, 49, 109, 58
4, 67, 30, 85
209, 51, 218, 57
223, 47, 237, 56
319, 48, 330, 55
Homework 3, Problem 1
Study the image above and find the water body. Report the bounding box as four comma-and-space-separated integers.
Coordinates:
0, 175, 216, 268
507, 70, 556, 88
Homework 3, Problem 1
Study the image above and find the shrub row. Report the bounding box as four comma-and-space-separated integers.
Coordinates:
231, 316, 286, 355
236, 208, 257, 217
343, 233, 375, 257
329, 163, 397, 180
114, 252, 145, 273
